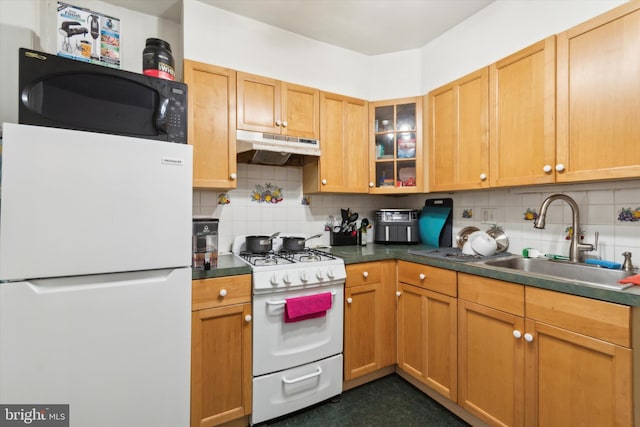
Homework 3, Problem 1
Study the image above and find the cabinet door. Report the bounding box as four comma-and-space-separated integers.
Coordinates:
191, 303, 252, 427
556, 2, 640, 182
525, 319, 632, 427
184, 60, 237, 189
304, 92, 368, 193
282, 82, 320, 139
344, 261, 396, 381
490, 37, 556, 187
397, 282, 457, 401
237, 72, 280, 134
369, 97, 423, 194
428, 68, 489, 191
458, 299, 525, 427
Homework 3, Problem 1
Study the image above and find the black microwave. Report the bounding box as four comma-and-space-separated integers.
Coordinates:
18, 48, 187, 143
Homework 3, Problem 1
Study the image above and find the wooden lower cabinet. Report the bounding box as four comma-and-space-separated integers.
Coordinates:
525, 287, 632, 427
344, 260, 396, 381
458, 273, 633, 427
458, 292, 525, 426
191, 275, 252, 427
397, 261, 458, 401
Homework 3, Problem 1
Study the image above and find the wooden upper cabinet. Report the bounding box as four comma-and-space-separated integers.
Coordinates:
369, 97, 423, 194
303, 92, 369, 193
428, 68, 489, 192
283, 82, 320, 139
237, 72, 319, 139
556, 2, 640, 182
183, 59, 237, 190
489, 36, 556, 187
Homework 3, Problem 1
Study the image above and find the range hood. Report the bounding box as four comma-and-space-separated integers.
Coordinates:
236, 129, 321, 166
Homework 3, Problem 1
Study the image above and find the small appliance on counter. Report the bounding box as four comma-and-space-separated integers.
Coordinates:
192, 218, 219, 270
374, 209, 419, 244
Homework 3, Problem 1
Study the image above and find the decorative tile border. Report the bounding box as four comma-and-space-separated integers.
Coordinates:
618, 207, 640, 222
523, 208, 538, 221
251, 183, 283, 204
217, 193, 230, 205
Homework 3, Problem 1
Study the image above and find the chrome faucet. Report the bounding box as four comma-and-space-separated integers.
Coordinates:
533, 194, 597, 263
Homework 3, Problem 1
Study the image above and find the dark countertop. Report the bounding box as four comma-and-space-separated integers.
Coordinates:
191, 253, 252, 280
194, 245, 640, 306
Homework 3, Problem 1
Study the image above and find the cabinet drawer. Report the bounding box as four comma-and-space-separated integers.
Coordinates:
526, 287, 630, 347
397, 261, 456, 297
458, 273, 524, 316
346, 262, 382, 287
192, 275, 251, 311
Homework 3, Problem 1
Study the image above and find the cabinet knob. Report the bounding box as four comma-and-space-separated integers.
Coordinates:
555, 164, 565, 172
524, 333, 534, 342
513, 330, 522, 339
362, 271, 369, 278
419, 273, 426, 280
230, 173, 237, 180
275, 120, 282, 126
396, 291, 401, 297
245, 315, 252, 322
219, 289, 227, 297
543, 165, 552, 173
321, 179, 327, 185
479, 173, 487, 181
347, 297, 353, 304
369, 182, 375, 188
282, 121, 288, 127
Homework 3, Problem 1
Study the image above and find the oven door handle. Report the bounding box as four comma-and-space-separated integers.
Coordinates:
265, 290, 337, 306
281, 367, 322, 384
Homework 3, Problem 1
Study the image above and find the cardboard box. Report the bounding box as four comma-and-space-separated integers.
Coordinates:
57, 2, 120, 68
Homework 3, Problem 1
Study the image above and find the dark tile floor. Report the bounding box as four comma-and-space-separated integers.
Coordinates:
265, 374, 471, 426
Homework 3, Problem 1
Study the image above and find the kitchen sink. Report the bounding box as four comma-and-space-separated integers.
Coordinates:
474, 256, 637, 290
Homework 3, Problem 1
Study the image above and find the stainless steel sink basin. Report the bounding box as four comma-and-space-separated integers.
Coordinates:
474, 256, 636, 290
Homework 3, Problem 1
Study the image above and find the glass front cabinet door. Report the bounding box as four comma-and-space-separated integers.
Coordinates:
369, 97, 423, 193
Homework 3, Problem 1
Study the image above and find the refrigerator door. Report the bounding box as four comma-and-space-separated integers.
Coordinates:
0, 123, 193, 281
0, 267, 191, 427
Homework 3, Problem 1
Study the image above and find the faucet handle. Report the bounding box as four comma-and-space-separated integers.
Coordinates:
578, 231, 598, 253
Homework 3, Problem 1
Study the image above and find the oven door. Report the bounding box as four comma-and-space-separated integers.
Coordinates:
253, 282, 344, 376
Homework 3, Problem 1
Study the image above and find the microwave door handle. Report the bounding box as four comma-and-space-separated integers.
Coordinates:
155, 97, 169, 133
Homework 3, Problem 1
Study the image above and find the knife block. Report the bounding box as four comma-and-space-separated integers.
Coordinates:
330, 231, 358, 246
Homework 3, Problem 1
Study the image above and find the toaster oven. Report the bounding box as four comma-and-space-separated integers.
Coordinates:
374, 209, 419, 244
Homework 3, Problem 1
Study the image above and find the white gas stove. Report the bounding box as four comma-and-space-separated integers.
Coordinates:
231, 235, 346, 293
232, 234, 345, 425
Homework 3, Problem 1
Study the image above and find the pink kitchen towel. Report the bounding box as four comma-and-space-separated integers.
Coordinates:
284, 292, 333, 323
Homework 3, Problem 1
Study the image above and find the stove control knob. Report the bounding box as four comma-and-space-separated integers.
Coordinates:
327, 269, 335, 279
270, 274, 279, 286
316, 270, 325, 280
283, 273, 292, 284
300, 271, 309, 282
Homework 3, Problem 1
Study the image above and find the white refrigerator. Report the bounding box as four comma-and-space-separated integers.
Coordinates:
0, 123, 193, 427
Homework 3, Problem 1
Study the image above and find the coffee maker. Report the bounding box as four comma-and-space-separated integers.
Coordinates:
192, 218, 219, 270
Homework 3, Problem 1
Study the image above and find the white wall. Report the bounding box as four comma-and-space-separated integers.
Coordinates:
420, 0, 628, 92
183, 0, 372, 99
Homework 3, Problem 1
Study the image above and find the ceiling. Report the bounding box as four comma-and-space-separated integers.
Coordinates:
105, 0, 494, 55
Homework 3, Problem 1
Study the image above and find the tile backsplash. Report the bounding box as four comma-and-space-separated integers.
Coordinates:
193, 164, 640, 265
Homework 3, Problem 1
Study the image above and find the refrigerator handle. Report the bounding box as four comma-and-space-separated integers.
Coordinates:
24, 269, 179, 294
